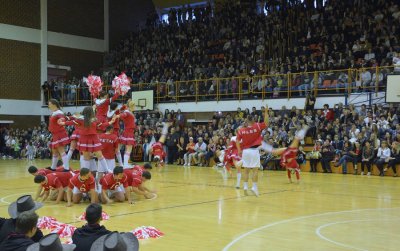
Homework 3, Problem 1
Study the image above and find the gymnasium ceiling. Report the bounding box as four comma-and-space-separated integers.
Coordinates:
152, 0, 204, 9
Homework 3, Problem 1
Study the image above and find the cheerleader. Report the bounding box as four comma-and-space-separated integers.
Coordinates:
226, 136, 243, 188
107, 102, 123, 166
48, 99, 70, 171
59, 107, 115, 180
149, 122, 171, 171
95, 90, 118, 124
66, 114, 82, 162
115, 100, 136, 168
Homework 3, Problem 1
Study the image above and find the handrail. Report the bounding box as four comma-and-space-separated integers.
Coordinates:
43, 66, 394, 107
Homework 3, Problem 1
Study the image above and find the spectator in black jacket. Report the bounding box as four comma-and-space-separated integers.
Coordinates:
0, 211, 38, 251
0, 195, 43, 243
72, 203, 112, 251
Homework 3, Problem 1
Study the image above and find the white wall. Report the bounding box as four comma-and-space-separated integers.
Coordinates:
156, 96, 346, 112
0, 99, 43, 116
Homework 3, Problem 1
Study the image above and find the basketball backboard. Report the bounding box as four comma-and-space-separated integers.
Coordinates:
131, 90, 154, 110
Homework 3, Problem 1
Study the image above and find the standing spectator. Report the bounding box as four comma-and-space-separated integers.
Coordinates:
176, 136, 186, 165
166, 127, 179, 164
304, 93, 316, 112
204, 138, 216, 167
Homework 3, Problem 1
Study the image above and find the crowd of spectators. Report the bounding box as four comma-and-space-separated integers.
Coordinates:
41, 0, 400, 105
0, 122, 52, 160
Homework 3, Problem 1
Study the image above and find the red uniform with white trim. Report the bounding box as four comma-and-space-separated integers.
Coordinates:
225, 137, 241, 166
36, 166, 66, 176
99, 133, 119, 159
95, 96, 118, 123
131, 174, 143, 188
236, 123, 266, 150
118, 109, 136, 145
100, 173, 129, 191
68, 174, 95, 192
66, 118, 109, 152
42, 172, 73, 191
123, 165, 145, 186
237, 122, 266, 168
151, 142, 165, 162
48, 110, 70, 149
280, 147, 299, 169
107, 109, 121, 137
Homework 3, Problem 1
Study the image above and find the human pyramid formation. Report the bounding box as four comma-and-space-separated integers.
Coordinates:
28, 74, 170, 206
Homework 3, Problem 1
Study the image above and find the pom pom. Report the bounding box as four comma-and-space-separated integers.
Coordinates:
51, 223, 77, 238
112, 73, 131, 96
132, 226, 164, 239
78, 211, 109, 221
37, 216, 59, 230
83, 75, 103, 98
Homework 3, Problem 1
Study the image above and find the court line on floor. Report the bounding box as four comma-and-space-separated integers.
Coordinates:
0, 192, 34, 205
290, 189, 400, 202
222, 207, 399, 251
64, 189, 289, 224
315, 219, 400, 251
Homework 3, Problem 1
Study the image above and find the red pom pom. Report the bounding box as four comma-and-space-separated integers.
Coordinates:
83, 75, 103, 98
112, 73, 131, 96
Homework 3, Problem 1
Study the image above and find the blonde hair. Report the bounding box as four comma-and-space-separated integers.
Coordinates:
128, 101, 135, 111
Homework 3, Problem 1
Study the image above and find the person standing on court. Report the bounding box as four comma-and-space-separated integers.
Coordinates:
72, 203, 112, 251
236, 106, 269, 197
0, 195, 43, 243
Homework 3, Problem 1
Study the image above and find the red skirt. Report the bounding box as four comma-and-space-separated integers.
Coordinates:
77, 134, 102, 152
50, 131, 70, 149
70, 130, 80, 141
119, 129, 135, 145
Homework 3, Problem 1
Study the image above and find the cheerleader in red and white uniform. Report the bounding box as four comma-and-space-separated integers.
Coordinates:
48, 99, 70, 171
226, 136, 243, 188
94, 90, 119, 124
107, 102, 123, 166
59, 107, 115, 180
115, 100, 136, 168
149, 122, 171, 171
66, 114, 82, 161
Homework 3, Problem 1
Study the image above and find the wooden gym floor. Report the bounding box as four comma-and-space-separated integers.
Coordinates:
0, 159, 399, 251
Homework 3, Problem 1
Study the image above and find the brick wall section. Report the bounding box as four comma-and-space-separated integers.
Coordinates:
0, 39, 40, 100
0, 115, 41, 129
0, 0, 40, 29
48, 46, 104, 78
48, 0, 104, 39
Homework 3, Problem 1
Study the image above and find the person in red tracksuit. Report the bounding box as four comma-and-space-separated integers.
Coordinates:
66, 167, 97, 206
99, 166, 132, 204
94, 90, 119, 124
33, 172, 73, 204
225, 136, 243, 188
236, 107, 269, 197
47, 99, 70, 171
115, 101, 136, 169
